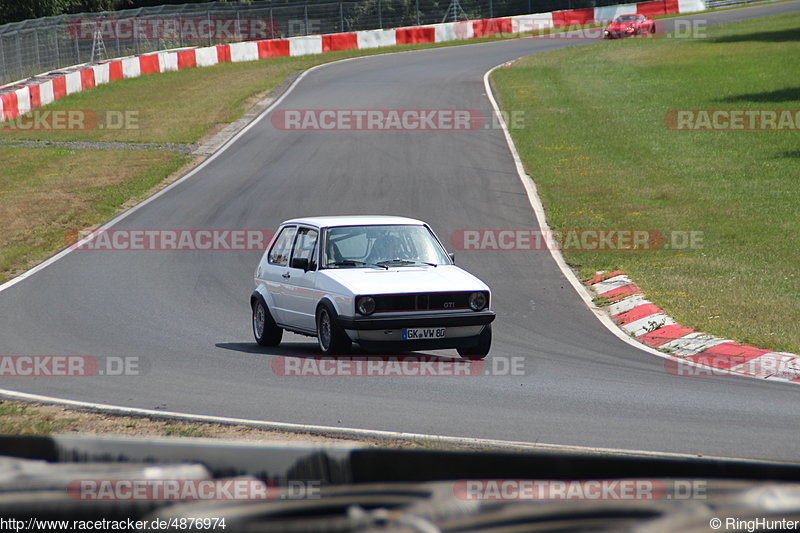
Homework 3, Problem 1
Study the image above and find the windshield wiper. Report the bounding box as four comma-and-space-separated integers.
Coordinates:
376, 259, 438, 267
326, 260, 388, 269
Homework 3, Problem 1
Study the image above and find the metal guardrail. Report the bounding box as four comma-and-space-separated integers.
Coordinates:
0, 0, 630, 87
704, 0, 766, 8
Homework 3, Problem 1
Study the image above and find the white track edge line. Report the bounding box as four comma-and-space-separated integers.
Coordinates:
0, 42, 520, 296
0, 3, 778, 294
0, 386, 780, 462
0, 34, 616, 456
0, 24, 793, 455
0, 62, 322, 294
481, 63, 798, 388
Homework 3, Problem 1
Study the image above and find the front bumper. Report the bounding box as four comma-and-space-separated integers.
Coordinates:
336, 310, 496, 330
604, 29, 636, 38
355, 336, 485, 352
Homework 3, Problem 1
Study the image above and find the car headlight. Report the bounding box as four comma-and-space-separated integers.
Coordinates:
356, 296, 376, 316
468, 292, 487, 311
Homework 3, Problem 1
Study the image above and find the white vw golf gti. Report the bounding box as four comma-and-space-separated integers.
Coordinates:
251, 216, 495, 358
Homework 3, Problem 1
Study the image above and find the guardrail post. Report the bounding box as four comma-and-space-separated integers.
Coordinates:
15, 31, 22, 79
54, 26, 60, 66
269, 8, 275, 37
207, 10, 212, 47
73, 30, 81, 66
0, 37, 7, 85
34, 28, 41, 72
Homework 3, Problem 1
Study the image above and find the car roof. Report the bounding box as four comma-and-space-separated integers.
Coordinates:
280, 215, 427, 229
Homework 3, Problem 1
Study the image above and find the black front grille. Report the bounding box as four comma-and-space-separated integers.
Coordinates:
373, 292, 476, 313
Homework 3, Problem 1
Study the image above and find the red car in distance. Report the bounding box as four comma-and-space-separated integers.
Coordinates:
603, 14, 656, 39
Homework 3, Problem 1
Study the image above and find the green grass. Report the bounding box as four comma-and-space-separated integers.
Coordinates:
162, 424, 209, 437
492, 13, 800, 353
0, 24, 600, 283
0, 147, 188, 283
0, 401, 76, 435
2, 9, 798, 355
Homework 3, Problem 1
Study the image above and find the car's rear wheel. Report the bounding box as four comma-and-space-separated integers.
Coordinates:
316, 304, 351, 355
457, 324, 492, 360
253, 298, 282, 347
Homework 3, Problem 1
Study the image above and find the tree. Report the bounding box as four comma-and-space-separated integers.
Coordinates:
0, 0, 128, 25
0, 0, 66, 24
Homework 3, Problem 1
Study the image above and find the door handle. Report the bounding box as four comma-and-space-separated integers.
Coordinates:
282, 272, 291, 279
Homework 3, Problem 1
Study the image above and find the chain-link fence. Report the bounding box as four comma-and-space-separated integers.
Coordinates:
0, 0, 620, 86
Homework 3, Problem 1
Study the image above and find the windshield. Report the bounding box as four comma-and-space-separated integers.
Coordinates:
322, 225, 450, 268
615, 15, 640, 22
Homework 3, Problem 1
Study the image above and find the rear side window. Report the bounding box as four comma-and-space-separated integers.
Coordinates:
268, 226, 297, 266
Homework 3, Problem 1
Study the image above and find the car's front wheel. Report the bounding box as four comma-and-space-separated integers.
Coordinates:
457, 324, 492, 360
253, 298, 282, 347
316, 304, 351, 355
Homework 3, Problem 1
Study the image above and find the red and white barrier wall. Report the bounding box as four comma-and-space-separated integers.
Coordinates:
0, 0, 705, 122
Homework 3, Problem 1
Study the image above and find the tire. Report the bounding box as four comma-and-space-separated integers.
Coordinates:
457, 324, 492, 360
252, 297, 282, 347
316, 304, 351, 355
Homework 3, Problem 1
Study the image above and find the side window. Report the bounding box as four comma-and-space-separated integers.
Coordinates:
291, 227, 319, 270
268, 226, 297, 266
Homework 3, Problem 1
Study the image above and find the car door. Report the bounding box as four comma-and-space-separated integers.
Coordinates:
257, 224, 297, 324
282, 226, 321, 332
638, 15, 648, 34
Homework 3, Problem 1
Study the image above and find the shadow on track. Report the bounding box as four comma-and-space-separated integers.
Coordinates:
215, 342, 464, 362
718, 86, 800, 103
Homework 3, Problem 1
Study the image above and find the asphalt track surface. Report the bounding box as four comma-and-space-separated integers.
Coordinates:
1, 2, 798, 461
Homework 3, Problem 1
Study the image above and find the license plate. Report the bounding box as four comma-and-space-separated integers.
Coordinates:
402, 327, 446, 340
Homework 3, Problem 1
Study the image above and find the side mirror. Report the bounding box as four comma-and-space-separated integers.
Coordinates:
291, 257, 310, 271
448, 252, 455, 264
